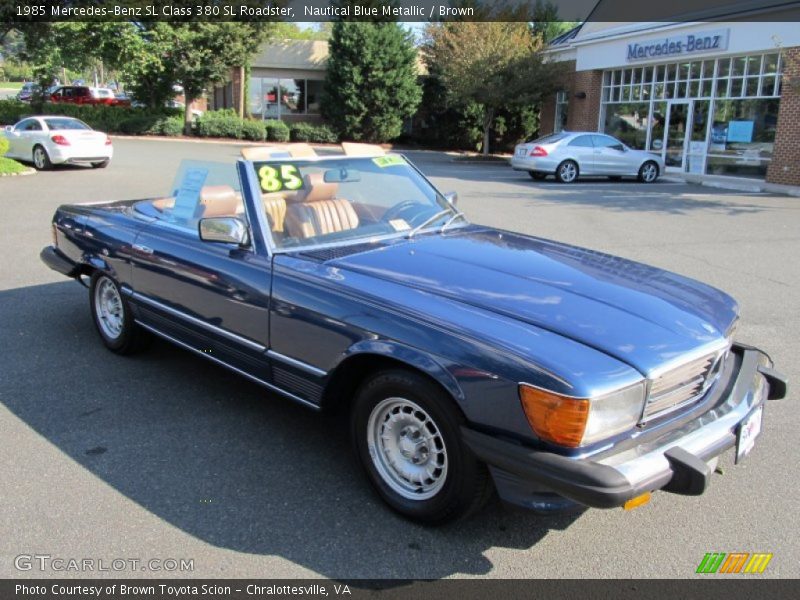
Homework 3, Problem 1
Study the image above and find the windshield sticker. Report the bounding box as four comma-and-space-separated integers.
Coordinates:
372, 155, 406, 168
257, 164, 304, 193
388, 219, 411, 231
172, 167, 208, 221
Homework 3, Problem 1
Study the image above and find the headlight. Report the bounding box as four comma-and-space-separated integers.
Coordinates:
519, 382, 646, 447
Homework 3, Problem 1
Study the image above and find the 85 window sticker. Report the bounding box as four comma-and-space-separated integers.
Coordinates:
255, 163, 305, 193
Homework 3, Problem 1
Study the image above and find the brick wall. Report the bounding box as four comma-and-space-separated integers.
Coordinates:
567, 69, 603, 132
767, 46, 800, 186
539, 61, 604, 136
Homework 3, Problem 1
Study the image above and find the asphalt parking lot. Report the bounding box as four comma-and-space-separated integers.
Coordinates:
1, 138, 798, 579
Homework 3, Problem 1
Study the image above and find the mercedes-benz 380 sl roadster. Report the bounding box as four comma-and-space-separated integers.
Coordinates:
41, 143, 787, 524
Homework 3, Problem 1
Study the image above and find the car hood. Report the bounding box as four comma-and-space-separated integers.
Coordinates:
330, 227, 738, 375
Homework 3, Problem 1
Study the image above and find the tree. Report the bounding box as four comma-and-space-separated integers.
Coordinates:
322, 22, 422, 142
424, 22, 559, 154
124, 22, 274, 132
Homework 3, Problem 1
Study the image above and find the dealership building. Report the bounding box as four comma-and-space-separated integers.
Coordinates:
541, 16, 800, 185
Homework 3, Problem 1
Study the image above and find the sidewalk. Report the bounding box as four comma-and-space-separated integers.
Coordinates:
662, 172, 800, 197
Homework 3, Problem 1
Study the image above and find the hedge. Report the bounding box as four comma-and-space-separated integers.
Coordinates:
290, 122, 338, 144
0, 100, 180, 134
241, 119, 266, 142
265, 119, 290, 142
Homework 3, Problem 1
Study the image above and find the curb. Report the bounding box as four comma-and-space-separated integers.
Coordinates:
0, 166, 36, 178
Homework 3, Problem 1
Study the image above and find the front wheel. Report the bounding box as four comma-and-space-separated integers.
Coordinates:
638, 161, 659, 183
351, 370, 492, 525
556, 160, 579, 183
32, 145, 52, 170
89, 273, 149, 354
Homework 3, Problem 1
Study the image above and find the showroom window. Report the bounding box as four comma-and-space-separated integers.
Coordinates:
249, 77, 324, 119
600, 52, 783, 178
554, 90, 569, 132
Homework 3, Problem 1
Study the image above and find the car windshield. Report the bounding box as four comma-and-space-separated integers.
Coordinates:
44, 118, 91, 131
250, 155, 458, 250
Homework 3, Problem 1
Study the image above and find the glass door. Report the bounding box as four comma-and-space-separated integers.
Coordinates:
686, 100, 710, 174
664, 101, 690, 170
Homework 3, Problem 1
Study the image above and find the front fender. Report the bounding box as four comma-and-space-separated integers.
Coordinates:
334, 339, 466, 403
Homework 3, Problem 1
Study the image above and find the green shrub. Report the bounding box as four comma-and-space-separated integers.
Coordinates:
196, 110, 244, 138
156, 116, 185, 137
264, 119, 290, 142
241, 119, 266, 142
290, 122, 338, 144
0, 135, 9, 156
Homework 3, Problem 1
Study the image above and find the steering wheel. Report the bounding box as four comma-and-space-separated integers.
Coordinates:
381, 200, 423, 223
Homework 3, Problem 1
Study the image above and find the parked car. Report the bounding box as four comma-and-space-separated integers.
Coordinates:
511, 131, 665, 183
39, 145, 786, 524
167, 99, 203, 120
3, 116, 113, 169
15, 82, 41, 103
49, 85, 130, 107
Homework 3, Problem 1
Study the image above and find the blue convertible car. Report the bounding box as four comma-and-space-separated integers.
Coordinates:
41, 143, 787, 524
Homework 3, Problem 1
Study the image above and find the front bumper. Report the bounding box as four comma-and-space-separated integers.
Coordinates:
463, 345, 787, 511
40, 246, 80, 278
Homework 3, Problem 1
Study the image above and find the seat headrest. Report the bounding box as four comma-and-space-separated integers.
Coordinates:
200, 186, 240, 217
293, 172, 338, 203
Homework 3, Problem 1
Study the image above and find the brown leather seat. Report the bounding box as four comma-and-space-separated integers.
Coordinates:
262, 194, 287, 232
284, 173, 359, 239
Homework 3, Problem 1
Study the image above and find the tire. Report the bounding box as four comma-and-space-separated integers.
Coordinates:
556, 160, 579, 183
91, 159, 110, 169
638, 161, 659, 183
89, 273, 149, 354
351, 369, 492, 525
529, 171, 547, 181
32, 145, 52, 171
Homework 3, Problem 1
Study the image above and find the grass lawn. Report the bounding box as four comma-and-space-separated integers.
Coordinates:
0, 156, 28, 175
0, 82, 25, 90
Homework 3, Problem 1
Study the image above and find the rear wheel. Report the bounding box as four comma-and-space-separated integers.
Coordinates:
89, 273, 149, 354
529, 171, 547, 181
91, 159, 110, 169
638, 161, 659, 183
556, 160, 578, 183
32, 145, 52, 170
351, 369, 492, 524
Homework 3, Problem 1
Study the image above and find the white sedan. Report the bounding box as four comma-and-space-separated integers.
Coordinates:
2, 116, 113, 170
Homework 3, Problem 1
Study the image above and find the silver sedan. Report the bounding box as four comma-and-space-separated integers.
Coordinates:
511, 131, 665, 183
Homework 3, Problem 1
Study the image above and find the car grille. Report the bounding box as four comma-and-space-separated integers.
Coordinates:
642, 349, 728, 421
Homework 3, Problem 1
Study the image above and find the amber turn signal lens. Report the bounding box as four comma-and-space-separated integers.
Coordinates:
623, 492, 651, 511
519, 385, 590, 447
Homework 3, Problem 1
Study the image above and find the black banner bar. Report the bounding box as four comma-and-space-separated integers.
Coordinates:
2, 579, 799, 600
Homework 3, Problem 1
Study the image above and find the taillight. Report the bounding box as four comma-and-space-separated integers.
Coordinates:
529, 146, 548, 157
105, 136, 112, 146
51, 135, 70, 146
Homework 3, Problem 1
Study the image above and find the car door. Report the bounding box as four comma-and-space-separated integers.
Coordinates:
592, 134, 635, 176
129, 164, 273, 381
565, 134, 596, 175
3, 120, 27, 157
10, 118, 45, 160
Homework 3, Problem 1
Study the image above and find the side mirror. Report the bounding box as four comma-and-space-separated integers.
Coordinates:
3, 126, 12, 133
199, 217, 249, 246
444, 192, 458, 206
